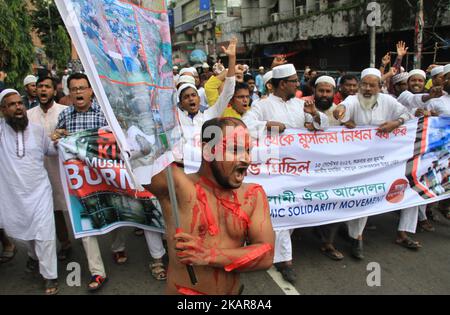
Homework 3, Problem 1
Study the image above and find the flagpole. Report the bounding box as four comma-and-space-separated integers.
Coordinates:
159, 134, 198, 286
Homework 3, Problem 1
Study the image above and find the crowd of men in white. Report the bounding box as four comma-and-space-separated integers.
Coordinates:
0, 38, 449, 294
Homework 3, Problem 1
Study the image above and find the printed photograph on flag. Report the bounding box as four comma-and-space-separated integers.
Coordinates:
58, 128, 165, 238
55, 0, 181, 186
409, 117, 450, 198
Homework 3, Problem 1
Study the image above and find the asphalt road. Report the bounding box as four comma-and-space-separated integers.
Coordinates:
1, 207, 449, 295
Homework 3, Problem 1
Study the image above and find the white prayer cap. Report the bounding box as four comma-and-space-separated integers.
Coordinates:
272, 64, 297, 79
391, 72, 409, 85
179, 68, 195, 76
361, 68, 381, 80
177, 83, 198, 102
202, 62, 210, 69
258, 66, 264, 71
23, 75, 37, 86
408, 69, 426, 80
263, 71, 273, 85
430, 66, 444, 77
443, 64, 450, 76
177, 75, 196, 86
190, 67, 198, 75
0, 89, 20, 105
173, 66, 179, 70
315, 75, 336, 88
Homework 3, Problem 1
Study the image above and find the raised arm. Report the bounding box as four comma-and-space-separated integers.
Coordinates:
204, 37, 237, 119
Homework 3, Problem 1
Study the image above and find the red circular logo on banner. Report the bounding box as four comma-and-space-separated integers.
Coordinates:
386, 179, 409, 203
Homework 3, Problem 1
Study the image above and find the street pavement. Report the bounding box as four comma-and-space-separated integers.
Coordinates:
0, 208, 449, 295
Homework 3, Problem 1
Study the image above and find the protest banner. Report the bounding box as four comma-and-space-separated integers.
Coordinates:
55, 0, 181, 186
58, 128, 164, 238
61, 118, 449, 237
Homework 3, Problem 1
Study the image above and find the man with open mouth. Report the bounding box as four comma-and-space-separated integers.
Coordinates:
144, 117, 274, 295
0, 89, 59, 295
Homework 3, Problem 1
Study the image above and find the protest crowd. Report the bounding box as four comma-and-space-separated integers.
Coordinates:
0, 34, 449, 295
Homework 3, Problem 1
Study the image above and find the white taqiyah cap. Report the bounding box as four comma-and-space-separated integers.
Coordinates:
272, 64, 297, 79
361, 68, 381, 80
315, 75, 336, 88
391, 72, 409, 85
0, 89, 20, 105
23, 75, 37, 86
179, 68, 196, 76
263, 71, 273, 85
173, 66, 179, 70
430, 66, 444, 77
408, 69, 426, 80
443, 64, 450, 76
177, 75, 196, 86
202, 62, 210, 68
177, 83, 198, 102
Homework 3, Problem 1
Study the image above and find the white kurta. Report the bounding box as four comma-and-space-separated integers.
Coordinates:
28, 103, 68, 210
0, 120, 56, 241
397, 90, 428, 114
242, 94, 329, 137
177, 76, 236, 137
341, 93, 411, 125
427, 95, 450, 116
241, 94, 328, 264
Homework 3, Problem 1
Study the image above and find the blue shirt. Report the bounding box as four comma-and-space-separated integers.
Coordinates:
56, 100, 108, 133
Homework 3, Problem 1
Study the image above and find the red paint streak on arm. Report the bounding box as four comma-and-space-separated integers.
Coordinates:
224, 243, 273, 272
175, 284, 207, 295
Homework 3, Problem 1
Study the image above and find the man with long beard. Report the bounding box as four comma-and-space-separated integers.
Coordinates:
306, 75, 345, 260
334, 68, 412, 258
0, 89, 58, 294
144, 118, 275, 295
243, 63, 328, 284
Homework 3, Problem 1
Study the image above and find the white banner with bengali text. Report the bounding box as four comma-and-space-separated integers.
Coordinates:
184, 117, 450, 230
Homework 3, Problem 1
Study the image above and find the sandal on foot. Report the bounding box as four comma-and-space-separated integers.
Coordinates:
418, 220, 435, 232
25, 257, 39, 273
112, 251, 128, 264
396, 237, 422, 250
0, 245, 17, 263
44, 279, 59, 295
321, 246, 344, 261
274, 263, 296, 284
150, 261, 167, 281
88, 275, 108, 292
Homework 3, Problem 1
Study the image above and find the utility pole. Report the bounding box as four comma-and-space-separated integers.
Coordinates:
210, 0, 217, 62
370, 26, 376, 68
367, 1, 380, 68
414, 0, 424, 69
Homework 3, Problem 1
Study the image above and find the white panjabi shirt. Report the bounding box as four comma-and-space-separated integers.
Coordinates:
340, 93, 411, 125
0, 120, 56, 240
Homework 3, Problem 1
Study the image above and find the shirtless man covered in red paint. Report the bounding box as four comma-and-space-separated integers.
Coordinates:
144, 117, 274, 295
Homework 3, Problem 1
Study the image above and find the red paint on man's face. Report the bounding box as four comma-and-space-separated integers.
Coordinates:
210, 126, 251, 189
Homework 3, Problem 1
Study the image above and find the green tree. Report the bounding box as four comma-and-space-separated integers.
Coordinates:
32, 0, 71, 72
0, 0, 35, 88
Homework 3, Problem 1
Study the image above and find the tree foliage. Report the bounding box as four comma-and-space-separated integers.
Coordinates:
0, 0, 35, 88
31, 0, 71, 71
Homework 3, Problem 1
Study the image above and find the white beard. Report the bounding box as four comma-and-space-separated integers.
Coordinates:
358, 93, 378, 110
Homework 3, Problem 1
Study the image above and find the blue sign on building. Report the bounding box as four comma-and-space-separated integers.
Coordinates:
200, 0, 210, 11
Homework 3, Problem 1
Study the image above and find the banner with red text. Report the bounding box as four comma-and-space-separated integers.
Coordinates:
59, 129, 164, 238
184, 117, 450, 230
60, 118, 449, 237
